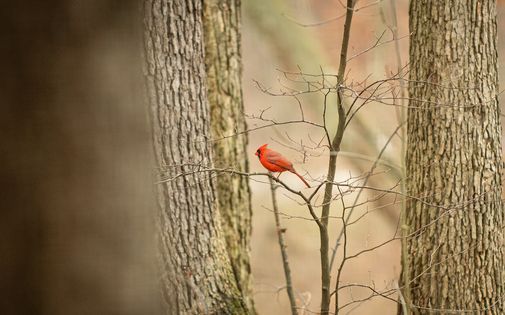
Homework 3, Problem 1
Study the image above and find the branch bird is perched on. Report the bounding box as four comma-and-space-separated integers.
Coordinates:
255, 144, 310, 188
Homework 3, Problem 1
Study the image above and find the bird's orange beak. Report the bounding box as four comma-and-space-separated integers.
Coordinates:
255, 151, 259, 156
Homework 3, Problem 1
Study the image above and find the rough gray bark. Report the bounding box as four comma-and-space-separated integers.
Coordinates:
403, 1, 504, 313
143, 0, 248, 314
0, 2, 157, 315
203, 0, 255, 313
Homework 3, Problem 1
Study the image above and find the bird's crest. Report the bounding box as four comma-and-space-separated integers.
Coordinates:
255, 143, 269, 157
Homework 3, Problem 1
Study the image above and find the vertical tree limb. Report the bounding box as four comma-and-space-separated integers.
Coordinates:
203, 0, 255, 312
319, 1, 355, 314
143, 0, 248, 313
403, 0, 504, 313
268, 176, 299, 315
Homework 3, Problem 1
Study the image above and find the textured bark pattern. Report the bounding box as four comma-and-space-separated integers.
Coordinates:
143, 0, 248, 314
405, 1, 504, 313
203, 0, 255, 312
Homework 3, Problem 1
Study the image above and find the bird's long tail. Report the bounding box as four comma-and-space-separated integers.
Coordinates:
292, 170, 310, 188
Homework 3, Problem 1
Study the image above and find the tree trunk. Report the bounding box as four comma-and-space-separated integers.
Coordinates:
403, 1, 504, 313
203, 0, 255, 313
143, 0, 248, 314
0, 2, 157, 314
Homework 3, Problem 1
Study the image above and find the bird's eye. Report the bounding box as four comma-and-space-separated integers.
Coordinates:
256, 149, 260, 154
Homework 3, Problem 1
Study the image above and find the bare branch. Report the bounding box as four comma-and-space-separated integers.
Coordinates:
268, 176, 298, 315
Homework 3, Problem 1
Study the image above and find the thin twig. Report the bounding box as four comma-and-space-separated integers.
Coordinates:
329, 122, 404, 271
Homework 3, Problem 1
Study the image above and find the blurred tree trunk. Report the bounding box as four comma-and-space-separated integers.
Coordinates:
402, 1, 504, 313
143, 0, 249, 314
203, 1, 255, 313
0, 2, 157, 315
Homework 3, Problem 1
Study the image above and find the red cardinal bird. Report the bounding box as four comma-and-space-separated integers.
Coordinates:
255, 144, 310, 188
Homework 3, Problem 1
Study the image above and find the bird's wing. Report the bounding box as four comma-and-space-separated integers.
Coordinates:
265, 151, 293, 171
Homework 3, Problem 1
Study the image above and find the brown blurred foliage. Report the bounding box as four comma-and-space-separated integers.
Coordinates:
0, 2, 157, 314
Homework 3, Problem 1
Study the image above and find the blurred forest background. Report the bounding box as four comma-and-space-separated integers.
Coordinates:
243, 0, 505, 314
